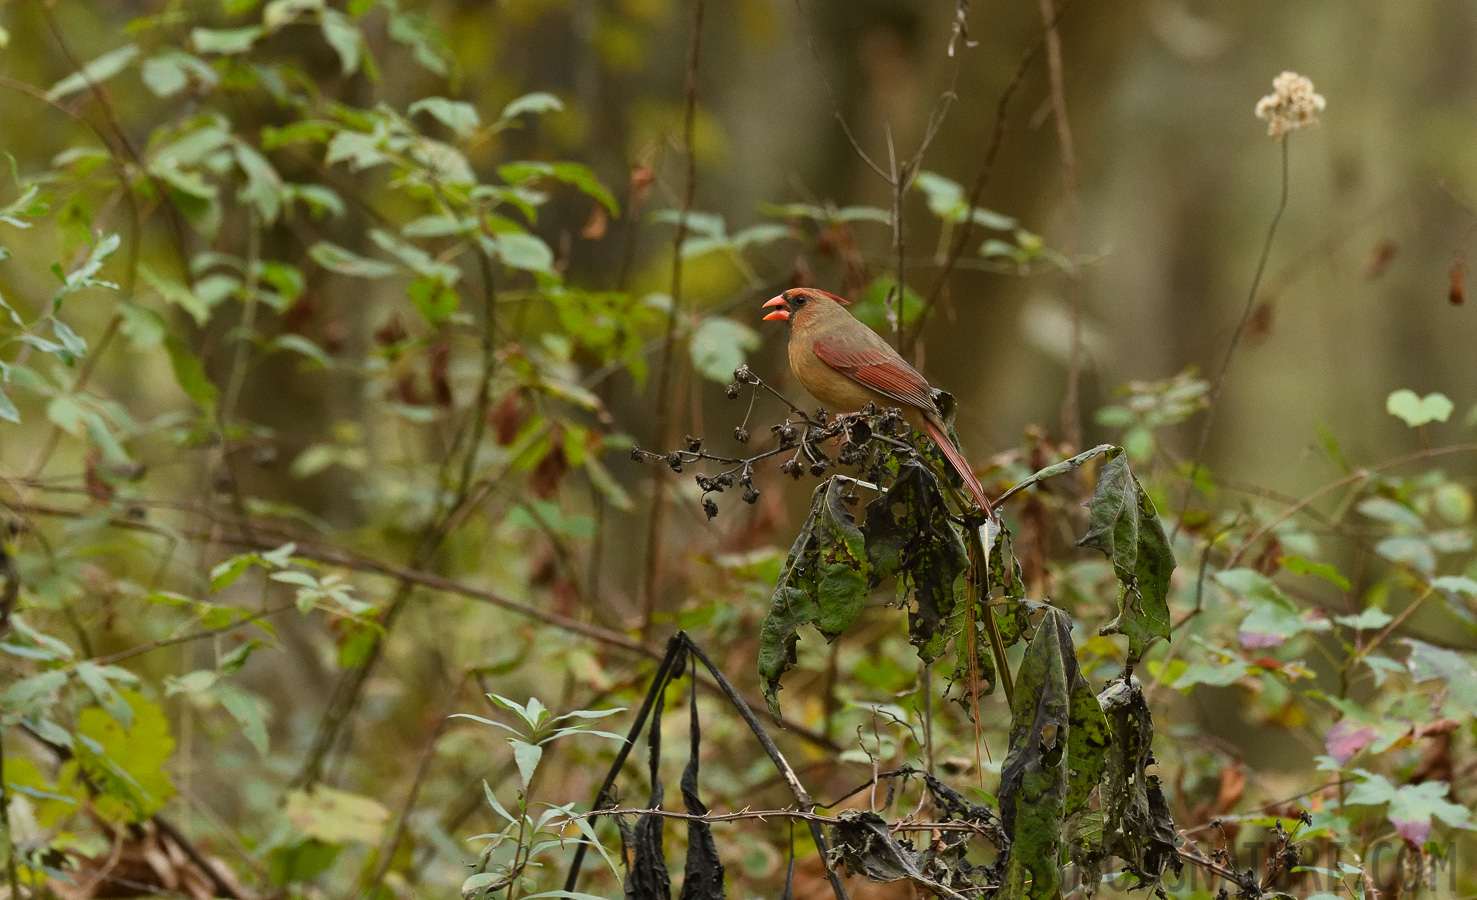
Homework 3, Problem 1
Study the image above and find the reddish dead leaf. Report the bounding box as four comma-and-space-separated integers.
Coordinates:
551, 576, 578, 616
1245, 300, 1274, 344
489, 388, 532, 446
51, 820, 241, 900
1215, 759, 1246, 815
629, 163, 654, 210
581, 203, 608, 241
1325, 718, 1378, 765
375, 314, 408, 347
530, 436, 567, 499
1252, 535, 1283, 577
1364, 240, 1398, 280
85, 449, 115, 504
392, 368, 423, 406
321, 319, 347, 356
282, 291, 318, 336
1450, 259, 1466, 306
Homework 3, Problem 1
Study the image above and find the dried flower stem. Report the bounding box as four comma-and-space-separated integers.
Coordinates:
1174, 136, 1290, 539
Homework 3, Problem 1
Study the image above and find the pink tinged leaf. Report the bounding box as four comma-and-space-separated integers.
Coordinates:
1325, 720, 1378, 765
1390, 813, 1431, 848
1237, 629, 1285, 649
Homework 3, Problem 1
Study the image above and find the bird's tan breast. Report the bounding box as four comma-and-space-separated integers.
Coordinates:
787, 336, 916, 424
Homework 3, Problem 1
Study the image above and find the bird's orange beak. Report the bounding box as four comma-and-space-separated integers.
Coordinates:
762, 294, 790, 322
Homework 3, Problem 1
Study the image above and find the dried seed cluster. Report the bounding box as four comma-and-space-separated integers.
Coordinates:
1254, 71, 1325, 138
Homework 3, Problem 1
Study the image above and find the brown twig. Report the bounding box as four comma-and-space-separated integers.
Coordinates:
639, 0, 706, 639
1224, 442, 1477, 569
1174, 137, 1291, 539
1036, 0, 1084, 451
908, 0, 1072, 353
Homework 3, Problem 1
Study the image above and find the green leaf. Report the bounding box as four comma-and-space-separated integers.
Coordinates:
76, 662, 133, 730
191, 26, 265, 55
913, 170, 1017, 228
1386, 389, 1453, 427
1432, 575, 1477, 597
164, 336, 219, 415
759, 478, 870, 718
407, 275, 459, 323
1375, 535, 1435, 573
1402, 638, 1477, 717
140, 49, 218, 98
1279, 555, 1351, 590
1357, 496, 1424, 530
996, 444, 1116, 505
234, 143, 283, 224
72, 691, 175, 822
0, 387, 18, 423
499, 161, 618, 214
410, 97, 481, 140
1238, 592, 1329, 648
309, 241, 398, 278
509, 738, 543, 788
486, 231, 554, 275
285, 786, 389, 845
117, 301, 167, 349
270, 334, 332, 369
369, 229, 460, 283
47, 45, 140, 101
1334, 608, 1394, 631
215, 683, 270, 755
849, 277, 925, 333
324, 130, 388, 171
2, 670, 69, 715
386, 9, 452, 76
1173, 657, 1249, 689
284, 183, 346, 220
689, 317, 759, 384
1078, 449, 1174, 663
1386, 781, 1470, 846
500, 91, 564, 121
319, 9, 362, 75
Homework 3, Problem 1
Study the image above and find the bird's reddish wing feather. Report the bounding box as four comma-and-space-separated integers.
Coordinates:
811, 337, 936, 412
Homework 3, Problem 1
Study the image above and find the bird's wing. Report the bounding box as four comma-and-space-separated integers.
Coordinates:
811, 336, 937, 413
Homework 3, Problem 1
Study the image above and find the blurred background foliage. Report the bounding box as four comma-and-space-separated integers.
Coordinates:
0, 0, 1476, 898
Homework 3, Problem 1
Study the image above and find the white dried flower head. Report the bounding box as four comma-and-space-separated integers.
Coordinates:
1254, 71, 1325, 138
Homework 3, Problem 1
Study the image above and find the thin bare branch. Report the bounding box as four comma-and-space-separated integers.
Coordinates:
640, 0, 707, 638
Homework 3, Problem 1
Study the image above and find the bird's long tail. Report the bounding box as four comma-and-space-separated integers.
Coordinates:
923, 419, 995, 520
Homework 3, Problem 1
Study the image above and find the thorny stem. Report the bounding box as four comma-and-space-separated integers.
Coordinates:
1174, 137, 1291, 540
640, 0, 706, 639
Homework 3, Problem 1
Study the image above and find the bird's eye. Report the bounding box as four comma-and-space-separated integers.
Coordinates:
792, 294, 806, 306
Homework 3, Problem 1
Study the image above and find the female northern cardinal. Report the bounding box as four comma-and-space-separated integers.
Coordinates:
762, 288, 994, 518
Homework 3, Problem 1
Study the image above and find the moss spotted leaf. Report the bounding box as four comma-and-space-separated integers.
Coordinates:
759, 478, 870, 718
1077, 449, 1174, 663
998, 607, 1073, 900
864, 461, 968, 662
1072, 677, 1180, 896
